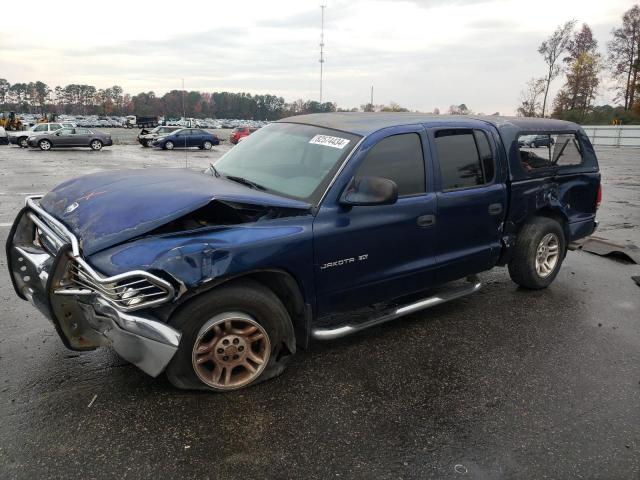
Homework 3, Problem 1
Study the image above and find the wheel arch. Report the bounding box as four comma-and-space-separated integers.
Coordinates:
526, 207, 570, 246
164, 268, 312, 351
499, 206, 570, 265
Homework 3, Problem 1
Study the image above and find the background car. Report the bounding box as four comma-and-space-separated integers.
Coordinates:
138, 126, 181, 147
9, 122, 65, 147
229, 126, 258, 144
152, 128, 220, 150
519, 134, 555, 148
0, 126, 8, 145
27, 127, 113, 151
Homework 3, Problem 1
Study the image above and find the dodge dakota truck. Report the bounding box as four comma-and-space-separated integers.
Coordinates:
6, 113, 601, 392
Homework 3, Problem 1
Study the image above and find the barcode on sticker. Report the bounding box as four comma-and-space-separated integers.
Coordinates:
309, 135, 350, 149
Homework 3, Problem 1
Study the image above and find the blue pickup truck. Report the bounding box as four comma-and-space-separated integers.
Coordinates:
7, 113, 601, 391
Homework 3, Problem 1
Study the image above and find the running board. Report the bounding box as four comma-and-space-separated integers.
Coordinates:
311, 275, 482, 340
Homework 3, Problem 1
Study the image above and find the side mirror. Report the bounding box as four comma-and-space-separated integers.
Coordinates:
340, 176, 398, 206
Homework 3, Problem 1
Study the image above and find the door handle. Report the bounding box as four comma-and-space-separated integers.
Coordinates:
417, 214, 436, 227
488, 203, 503, 215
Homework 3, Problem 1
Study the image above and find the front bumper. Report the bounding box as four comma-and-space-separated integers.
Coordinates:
6, 197, 181, 377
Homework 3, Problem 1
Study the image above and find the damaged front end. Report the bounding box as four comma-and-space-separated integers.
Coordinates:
6, 196, 181, 376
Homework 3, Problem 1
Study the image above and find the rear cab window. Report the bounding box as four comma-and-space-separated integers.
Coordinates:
517, 132, 584, 173
433, 129, 496, 190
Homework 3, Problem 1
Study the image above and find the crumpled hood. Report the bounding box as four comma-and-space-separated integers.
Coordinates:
40, 168, 310, 255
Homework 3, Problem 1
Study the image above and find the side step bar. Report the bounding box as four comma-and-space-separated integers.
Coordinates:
311, 275, 482, 340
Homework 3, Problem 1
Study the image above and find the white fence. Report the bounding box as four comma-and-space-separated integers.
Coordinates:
582, 125, 640, 148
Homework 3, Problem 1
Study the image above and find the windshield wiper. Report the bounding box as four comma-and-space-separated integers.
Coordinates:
225, 175, 266, 191
209, 163, 220, 177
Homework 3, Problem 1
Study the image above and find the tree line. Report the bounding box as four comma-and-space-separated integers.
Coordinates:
0, 80, 337, 120
518, 4, 640, 124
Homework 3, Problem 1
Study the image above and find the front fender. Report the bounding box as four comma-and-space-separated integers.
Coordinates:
88, 218, 316, 305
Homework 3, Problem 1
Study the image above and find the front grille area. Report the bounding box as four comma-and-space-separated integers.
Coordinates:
62, 257, 175, 311
23, 197, 175, 312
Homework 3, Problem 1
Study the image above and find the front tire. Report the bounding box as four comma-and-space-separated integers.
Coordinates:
508, 217, 565, 289
38, 139, 51, 151
164, 141, 174, 150
18, 137, 28, 148
90, 139, 103, 151
165, 280, 295, 391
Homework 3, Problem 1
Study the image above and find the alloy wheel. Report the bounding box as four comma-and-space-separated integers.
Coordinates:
192, 312, 270, 390
535, 233, 559, 278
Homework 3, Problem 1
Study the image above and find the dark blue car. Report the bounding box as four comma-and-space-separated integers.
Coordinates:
152, 127, 220, 150
7, 113, 600, 392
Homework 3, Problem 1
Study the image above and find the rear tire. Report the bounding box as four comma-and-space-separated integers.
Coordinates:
508, 217, 565, 289
203, 140, 213, 150
90, 139, 103, 151
165, 280, 295, 392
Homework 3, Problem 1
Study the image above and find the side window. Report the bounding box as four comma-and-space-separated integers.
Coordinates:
517, 133, 583, 172
58, 128, 74, 135
551, 134, 583, 166
356, 133, 425, 196
34, 124, 47, 132
50, 124, 63, 131
434, 129, 491, 190
76, 128, 90, 135
473, 130, 495, 183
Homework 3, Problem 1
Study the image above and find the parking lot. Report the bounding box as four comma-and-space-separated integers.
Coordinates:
0, 143, 639, 479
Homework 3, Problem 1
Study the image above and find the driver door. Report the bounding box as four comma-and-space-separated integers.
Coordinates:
312, 126, 437, 317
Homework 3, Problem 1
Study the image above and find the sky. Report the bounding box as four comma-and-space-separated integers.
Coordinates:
0, 0, 634, 115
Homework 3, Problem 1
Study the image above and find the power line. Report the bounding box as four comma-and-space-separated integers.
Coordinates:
319, 5, 326, 104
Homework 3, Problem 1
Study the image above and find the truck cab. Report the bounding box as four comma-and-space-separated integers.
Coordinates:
6, 113, 600, 392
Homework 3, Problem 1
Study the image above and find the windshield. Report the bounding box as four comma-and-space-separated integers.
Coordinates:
212, 123, 360, 203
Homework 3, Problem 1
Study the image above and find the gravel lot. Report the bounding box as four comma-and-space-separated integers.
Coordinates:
0, 144, 638, 479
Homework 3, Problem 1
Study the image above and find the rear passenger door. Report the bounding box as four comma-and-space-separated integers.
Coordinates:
190, 129, 204, 147
72, 128, 92, 146
430, 127, 506, 282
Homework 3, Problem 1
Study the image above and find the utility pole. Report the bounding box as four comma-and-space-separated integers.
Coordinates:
319, 5, 326, 104
370, 85, 373, 109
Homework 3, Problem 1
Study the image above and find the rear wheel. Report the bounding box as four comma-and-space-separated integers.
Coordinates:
202, 140, 213, 150
508, 217, 565, 289
38, 139, 51, 151
166, 280, 294, 391
90, 139, 103, 151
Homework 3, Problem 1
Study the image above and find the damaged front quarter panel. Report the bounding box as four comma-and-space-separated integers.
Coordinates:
87, 201, 316, 310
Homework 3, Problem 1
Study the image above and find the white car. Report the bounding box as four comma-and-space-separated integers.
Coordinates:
9, 123, 66, 148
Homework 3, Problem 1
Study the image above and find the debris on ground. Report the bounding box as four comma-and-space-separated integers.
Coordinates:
575, 237, 639, 264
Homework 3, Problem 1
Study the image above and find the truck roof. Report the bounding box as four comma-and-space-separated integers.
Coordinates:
279, 112, 581, 137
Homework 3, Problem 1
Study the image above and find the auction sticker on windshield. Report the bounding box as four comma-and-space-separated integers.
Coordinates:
309, 135, 350, 149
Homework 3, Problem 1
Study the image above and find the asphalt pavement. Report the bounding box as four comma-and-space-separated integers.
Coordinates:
0, 143, 638, 479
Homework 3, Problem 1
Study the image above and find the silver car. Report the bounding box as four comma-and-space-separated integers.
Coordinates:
27, 127, 113, 151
